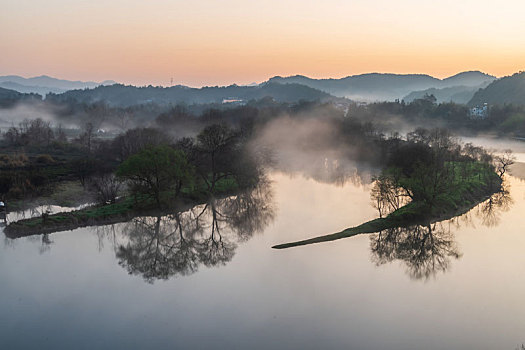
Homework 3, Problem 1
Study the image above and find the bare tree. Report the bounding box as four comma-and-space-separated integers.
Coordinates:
4, 118, 54, 146
115, 110, 132, 131
89, 173, 123, 204
111, 127, 171, 161
82, 122, 94, 152
56, 124, 67, 143
195, 124, 239, 192
370, 173, 409, 218
494, 149, 515, 178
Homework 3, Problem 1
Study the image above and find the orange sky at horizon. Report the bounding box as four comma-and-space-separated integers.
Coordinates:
2, 0, 525, 87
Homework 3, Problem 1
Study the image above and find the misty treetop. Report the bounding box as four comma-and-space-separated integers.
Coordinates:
347, 95, 525, 137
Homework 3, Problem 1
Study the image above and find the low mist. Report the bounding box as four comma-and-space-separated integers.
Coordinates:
0, 103, 64, 129
251, 111, 375, 186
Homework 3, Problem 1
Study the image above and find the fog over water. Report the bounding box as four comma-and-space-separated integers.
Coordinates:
1, 132, 524, 349
251, 113, 378, 186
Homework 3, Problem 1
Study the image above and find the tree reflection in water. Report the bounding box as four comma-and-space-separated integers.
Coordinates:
370, 223, 461, 280
116, 180, 274, 283
477, 182, 513, 227
370, 187, 513, 280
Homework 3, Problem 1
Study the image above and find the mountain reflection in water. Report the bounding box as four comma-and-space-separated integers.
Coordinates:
370, 185, 513, 280
115, 180, 274, 283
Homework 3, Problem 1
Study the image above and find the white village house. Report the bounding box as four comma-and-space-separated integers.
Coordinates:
469, 103, 489, 120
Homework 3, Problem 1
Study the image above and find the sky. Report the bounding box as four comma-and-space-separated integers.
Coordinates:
2, 0, 525, 87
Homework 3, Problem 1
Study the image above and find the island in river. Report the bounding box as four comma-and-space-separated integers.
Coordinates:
274, 129, 510, 249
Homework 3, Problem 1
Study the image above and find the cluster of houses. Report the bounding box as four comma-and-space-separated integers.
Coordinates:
222, 98, 245, 105
469, 103, 489, 120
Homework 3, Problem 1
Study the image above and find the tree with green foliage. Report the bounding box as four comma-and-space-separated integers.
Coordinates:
116, 145, 194, 207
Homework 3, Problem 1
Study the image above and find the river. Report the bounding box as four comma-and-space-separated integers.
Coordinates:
1, 144, 525, 349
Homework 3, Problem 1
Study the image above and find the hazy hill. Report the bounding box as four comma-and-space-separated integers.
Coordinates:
403, 81, 493, 104
48, 82, 337, 107
468, 72, 525, 106
441, 71, 496, 87
0, 75, 116, 95
0, 87, 42, 108
0, 87, 23, 100
0, 81, 67, 95
268, 71, 495, 101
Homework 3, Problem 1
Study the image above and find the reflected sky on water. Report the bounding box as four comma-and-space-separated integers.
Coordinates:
1, 170, 525, 349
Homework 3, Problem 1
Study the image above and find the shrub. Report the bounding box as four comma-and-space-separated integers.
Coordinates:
0, 153, 29, 168
35, 154, 55, 165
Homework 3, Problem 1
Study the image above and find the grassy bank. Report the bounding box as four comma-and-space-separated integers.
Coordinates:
6, 181, 93, 212
4, 177, 240, 238
273, 161, 502, 249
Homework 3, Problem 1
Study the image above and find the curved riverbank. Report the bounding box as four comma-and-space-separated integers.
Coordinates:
273, 162, 502, 249
4, 179, 240, 238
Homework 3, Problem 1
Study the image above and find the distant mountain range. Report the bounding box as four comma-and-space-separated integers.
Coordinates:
4, 71, 525, 108
0, 75, 116, 95
47, 82, 337, 107
468, 71, 525, 106
267, 71, 496, 101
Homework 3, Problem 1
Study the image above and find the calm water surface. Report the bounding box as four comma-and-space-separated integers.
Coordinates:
1, 170, 525, 349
